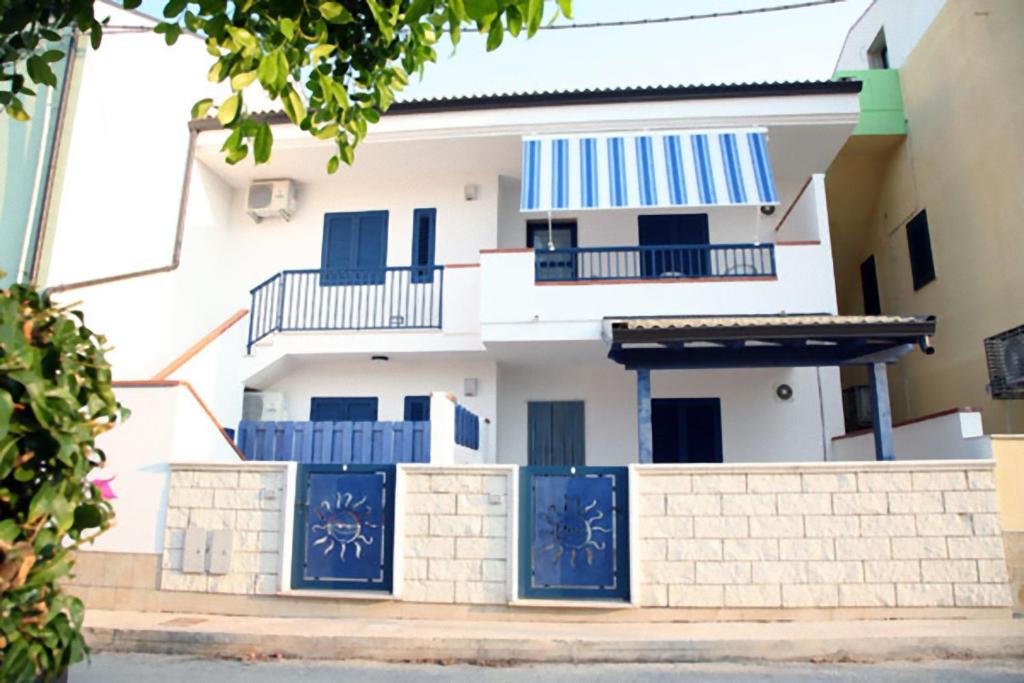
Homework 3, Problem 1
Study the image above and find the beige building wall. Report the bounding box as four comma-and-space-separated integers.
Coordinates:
828, 0, 1024, 433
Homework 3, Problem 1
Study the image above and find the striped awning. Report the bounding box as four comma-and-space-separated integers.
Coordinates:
520, 129, 779, 212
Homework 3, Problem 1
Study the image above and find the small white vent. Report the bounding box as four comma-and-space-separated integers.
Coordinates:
246, 179, 296, 223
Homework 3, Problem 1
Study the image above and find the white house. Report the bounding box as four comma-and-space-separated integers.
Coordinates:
44, 71, 943, 470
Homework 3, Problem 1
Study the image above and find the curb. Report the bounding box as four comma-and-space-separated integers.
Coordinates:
83, 625, 1024, 664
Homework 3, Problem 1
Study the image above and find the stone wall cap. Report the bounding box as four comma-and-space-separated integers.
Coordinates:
170, 462, 291, 472
633, 460, 995, 475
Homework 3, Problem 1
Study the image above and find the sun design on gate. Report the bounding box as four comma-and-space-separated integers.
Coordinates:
539, 496, 612, 568
310, 492, 377, 561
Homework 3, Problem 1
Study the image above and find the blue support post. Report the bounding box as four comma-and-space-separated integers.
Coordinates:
868, 362, 895, 461
636, 367, 653, 464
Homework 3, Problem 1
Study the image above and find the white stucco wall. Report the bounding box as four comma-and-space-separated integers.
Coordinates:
834, 0, 947, 71
497, 363, 842, 465
831, 410, 993, 461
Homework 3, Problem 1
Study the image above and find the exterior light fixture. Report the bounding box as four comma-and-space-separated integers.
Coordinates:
760, 205, 776, 216
464, 184, 479, 201
775, 383, 794, 402
371, 355, 389, 362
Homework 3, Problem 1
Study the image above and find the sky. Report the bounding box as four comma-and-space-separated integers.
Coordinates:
134, 0, 872, 98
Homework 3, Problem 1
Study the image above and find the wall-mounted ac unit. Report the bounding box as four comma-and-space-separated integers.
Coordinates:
242, 392, 287, 421
985, 324, 1024, 400
842, 385, 873, 431
246, 179, 295, 223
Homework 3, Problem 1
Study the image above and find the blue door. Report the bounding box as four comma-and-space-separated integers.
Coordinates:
291, 464, 395, 591
528, 221, 577, 281
321, 211, 388, 285
638, 214, 710, 278
403, 395, 430, 421
652, 398, 722, 464
519, 467, 630, 600
310, 397, 379, 422
527, 401, 585, 466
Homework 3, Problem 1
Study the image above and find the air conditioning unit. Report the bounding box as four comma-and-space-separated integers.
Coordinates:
242, 392, 287, 421
246, 179, 295, 223
985, 324, 1024, 399
842, 385, 873, 431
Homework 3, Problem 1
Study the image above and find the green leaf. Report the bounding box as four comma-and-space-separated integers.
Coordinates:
557, 0, 573, 18
73, 503, 103, 531
319, 1, 354, 23
253, 122, 272, 163
326, 155, 340, 174
41, 50, 65, 63
230, 70, 257, 91
279, 18, 295, 39
486, 21, 503, 51
365, 0, 394, 40
507, 7, 522, 37
190, 98, 213, 119
122, 0, 143, 8
526, 0, 543, 35
311, 44, 335, 62
0, 389, 12, 440
217, 93, 241, 125
163, 0, 187, 18
406, 0, 433, 23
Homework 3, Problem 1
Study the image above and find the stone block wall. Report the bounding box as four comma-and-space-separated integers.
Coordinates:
400, 466, 513, 605
161, 463, 288, 595
637, 462, 1012, 610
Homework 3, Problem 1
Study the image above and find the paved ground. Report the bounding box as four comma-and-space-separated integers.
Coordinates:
70, 654, 1024, 682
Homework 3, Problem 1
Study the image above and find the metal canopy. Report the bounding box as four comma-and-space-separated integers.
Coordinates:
606, 314, 936, 370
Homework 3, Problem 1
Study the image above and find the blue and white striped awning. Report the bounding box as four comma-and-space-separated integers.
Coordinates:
520, 129, 779, 212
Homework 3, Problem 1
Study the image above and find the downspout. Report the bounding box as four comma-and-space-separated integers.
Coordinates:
44, 123, 200, 294
25, 33, 78, 285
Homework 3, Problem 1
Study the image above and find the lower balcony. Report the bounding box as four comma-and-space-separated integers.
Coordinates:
247, 266, 444, 352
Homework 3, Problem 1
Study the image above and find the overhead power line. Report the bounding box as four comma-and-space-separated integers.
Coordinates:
102, 0, 845, 36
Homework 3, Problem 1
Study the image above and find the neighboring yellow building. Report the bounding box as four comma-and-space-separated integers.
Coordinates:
826, 0, 1024, 435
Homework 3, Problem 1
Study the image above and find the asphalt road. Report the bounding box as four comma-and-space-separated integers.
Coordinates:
70, 654, 1024, 682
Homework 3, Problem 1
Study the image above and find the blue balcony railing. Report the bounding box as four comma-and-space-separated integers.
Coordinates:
237, 420, 430, 463
247, 266, 444, 351
533, 244, 776, 283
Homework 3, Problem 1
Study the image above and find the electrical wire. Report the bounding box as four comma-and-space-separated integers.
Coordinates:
101, 0, 847, 35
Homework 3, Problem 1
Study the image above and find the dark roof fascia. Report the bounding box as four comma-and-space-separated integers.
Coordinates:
610, 316, 936, 345
188, 80, 862, 132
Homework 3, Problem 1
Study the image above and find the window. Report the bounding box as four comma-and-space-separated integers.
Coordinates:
410, 208, 436, 283
403, 395, 430, 421
310, 397, 378, 422
867, 28, 889, 69
527, 401, 585, 466
321, 211, 388, 285
860, 255, 882, 315
527, 220, 577, 281
905, 210, 936, 291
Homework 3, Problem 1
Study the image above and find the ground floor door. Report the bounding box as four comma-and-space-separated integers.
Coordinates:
651, 398, 722, 463
527, 401, 585, 466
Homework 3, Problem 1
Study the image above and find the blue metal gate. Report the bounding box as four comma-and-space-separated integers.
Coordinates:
291, 464, 395, 591
519, 466, 630, 600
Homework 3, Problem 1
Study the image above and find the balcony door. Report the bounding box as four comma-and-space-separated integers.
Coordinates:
527, 220, 577, 281
638, 214, 710, 278
310, 397, 379, 422
321, 211, 388, 285
651, 398, 722, 464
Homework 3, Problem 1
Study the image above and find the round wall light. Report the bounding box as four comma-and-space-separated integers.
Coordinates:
775, 383, 794, 402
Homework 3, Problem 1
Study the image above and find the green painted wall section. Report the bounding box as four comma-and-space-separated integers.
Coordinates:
0, 39, 73, 288
834, 69, 908, 136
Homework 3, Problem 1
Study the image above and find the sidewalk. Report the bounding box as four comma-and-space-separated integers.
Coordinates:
83, 610, 1024, 664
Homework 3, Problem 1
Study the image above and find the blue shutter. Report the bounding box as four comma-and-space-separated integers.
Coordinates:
528, 401, 584, 466
310, 397, 379, 422
403, 395, 430, 421
410, 208, 436, 284
321, 211, 388, 285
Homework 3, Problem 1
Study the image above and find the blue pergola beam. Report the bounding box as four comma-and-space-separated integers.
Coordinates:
869, 362, 895, 461
609, 341, 914, 369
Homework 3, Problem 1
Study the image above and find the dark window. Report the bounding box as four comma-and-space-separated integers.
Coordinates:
860, 255, 882, 315
321, 211, 388, 285
638, 213, 710, 278
310, 397, 378, 422
651, 398, 722, 464
527, 400, 585, 466
906, 210, 936, 291
527, 220, 578, 281
410, 208, 436, 283
868, 29, 889, 69
403, 395, 431, 421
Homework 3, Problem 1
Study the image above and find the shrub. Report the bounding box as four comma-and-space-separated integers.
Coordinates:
0, 283, 126, 681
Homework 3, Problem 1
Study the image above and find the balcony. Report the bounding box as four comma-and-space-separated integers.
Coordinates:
533, 244, 776, 283
247, 266, 444, 352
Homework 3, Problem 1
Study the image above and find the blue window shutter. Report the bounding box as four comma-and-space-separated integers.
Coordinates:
403, 395, 430, 421
321, 211, 389, 285
310, 397, 379, 422
411, 208, 436, 284
528, 401, 584, 466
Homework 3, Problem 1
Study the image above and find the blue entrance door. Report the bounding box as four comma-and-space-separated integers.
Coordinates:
638, 214, 710, 278
651, 398, 722, 464
527, 401, 585, 466
321, 211, 388, 284
310, 397, 379, 422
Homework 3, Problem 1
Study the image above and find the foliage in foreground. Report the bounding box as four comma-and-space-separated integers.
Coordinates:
0, 284, 126, 681
1, 0, 572, 172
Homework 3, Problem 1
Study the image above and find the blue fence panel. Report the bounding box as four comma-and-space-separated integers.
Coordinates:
248, 266, 444, 351
292, 464, 395, 591
533, 243, 776, 283
519, 467, 630, 600
237, 420, 430, 463
454, 405, 479, 450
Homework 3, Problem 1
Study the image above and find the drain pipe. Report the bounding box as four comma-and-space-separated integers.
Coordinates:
44, 123, 200, 294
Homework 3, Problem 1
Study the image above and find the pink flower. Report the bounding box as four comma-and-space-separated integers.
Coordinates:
90, 476, 117, 500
